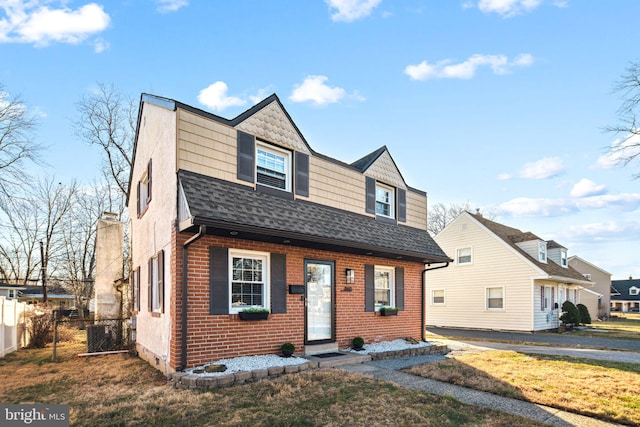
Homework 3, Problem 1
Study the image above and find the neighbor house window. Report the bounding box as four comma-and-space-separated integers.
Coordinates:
486, 287, 504, 310
256, 143, 291, 191
8, 289, 15, 298
137, 160, 152, 217
538, 241, 547, 263
230, 250, 269, 313
375, 183, 395, 219
560, 249, 568, 267
432, 289, 445, 305
630, 287, 639, 296
583, 273, 591, 280
457, 247, 472, 265
374, 266, 395, 309
148, 250, 164, 313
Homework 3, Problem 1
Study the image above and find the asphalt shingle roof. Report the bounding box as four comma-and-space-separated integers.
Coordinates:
179, 170, 450, 263
470, 213, 590, 283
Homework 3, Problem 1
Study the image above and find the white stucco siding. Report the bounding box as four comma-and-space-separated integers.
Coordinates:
427, 214, 540, 331
130, 102, 177, 372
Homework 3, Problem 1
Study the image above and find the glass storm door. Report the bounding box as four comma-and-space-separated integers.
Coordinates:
305, 260, 334, 343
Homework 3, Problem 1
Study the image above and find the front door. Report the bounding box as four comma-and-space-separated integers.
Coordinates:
305, 260, 334, 343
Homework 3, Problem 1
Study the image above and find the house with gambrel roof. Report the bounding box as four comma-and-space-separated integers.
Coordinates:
426, 212, 593, 332
128, 93, 450, 374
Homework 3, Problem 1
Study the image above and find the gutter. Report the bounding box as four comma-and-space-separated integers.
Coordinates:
179, 225, 206, 371
421, 262, 450, 342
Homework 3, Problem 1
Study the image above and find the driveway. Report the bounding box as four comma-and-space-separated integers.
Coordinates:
426, 327, 640, 351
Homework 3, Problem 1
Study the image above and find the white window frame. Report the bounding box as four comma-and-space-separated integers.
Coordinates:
560, 249, 568, 267
229, 249, 270, 314
431, 289, 445, 305
630, 287, 639, 296
538, 241, 547, 263
456, 247, 472, 265
375, 182, 395, 219
256, 142, 291, 192
542, 286, 552, 311
151, 256, 160, 312
374, 266, 395, 310
486, 286, 505, 311
138, 172, 150, 215
8, 289, 15, 298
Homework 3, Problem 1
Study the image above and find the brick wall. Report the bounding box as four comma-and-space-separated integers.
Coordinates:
169, 231, 425, 370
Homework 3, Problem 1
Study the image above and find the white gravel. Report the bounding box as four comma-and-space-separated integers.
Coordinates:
343, 338, 432, 354
187, 339, 432, 376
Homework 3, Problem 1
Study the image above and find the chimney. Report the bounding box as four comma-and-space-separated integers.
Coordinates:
475, 208, 482, 218
630, 275, 633, 280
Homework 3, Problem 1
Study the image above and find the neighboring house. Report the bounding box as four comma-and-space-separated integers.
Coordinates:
18, 286, 76, 309
610, 277, 640, 312
0, 283, 24, 300
128, 93, 450, 374
426, 212, 593, 332
568, 255, 611, 319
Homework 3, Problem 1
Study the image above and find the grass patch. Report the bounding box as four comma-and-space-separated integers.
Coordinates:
567, 314, 640, 340
405, 350, 640, 425
0, 341, 546, 426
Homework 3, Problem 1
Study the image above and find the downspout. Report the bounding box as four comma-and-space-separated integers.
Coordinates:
179, 225, 206, 371
422, 262, 450, 342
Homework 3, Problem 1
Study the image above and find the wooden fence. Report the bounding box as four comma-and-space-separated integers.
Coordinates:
0, 296, 31, 357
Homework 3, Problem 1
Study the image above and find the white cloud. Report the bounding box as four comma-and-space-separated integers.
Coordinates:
559, 221, 640, 243
495, 192, 640, 217
93, 37, 109, 53
0, 2, 110, 47
476, 0, 542, 17
404, 53, 534, 81
517, 157, 565, 179
570, 178, 606, 198
248, 86, 276, 105
289, 75, 346, 106
326, 0, 381, 22
595, 133, 640, 170
156, 0, 188, 13
197, 82, 246, 112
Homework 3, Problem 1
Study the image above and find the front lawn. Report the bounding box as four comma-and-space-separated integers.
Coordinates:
0, 341, 545, 427
405, 350, 640, 426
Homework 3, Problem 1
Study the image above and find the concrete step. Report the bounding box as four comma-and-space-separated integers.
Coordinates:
305, 351, 371, 368
304, 342, 339, 356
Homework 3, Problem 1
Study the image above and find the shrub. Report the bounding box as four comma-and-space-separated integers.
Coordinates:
352, 336, 364, 350
280, 342, 295, 353
577, 304, 592, 324
27, 308, 54, 348
560, 301, 581, 326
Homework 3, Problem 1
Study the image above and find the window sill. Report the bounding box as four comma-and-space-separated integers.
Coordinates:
151, 312, 162, 318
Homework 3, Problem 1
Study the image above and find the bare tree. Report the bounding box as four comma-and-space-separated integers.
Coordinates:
0, 83, 43, 194
605, 61, 640, 176
428, 202, 496, 236
74, 82, 137, 198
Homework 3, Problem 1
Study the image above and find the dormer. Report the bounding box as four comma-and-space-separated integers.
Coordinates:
630, 286, 640, 296
547, 240, 568, 268
512, 232, 547, 263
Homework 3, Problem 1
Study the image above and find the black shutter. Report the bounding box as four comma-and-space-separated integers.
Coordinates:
395, 267, 404, 311
237, 130, 255, 183
209, 247, 229, 315
365, 264, 374, 312
271, 253, 287, 313
295, 152, 309, 197
157, 250, 164, 313
398, 189, 406, 223
365, 176, 376, 214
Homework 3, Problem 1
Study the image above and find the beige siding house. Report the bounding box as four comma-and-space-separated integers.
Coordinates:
568, 256, 611, 320
426, 212, 593, 332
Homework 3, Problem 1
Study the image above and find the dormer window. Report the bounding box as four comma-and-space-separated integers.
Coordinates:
560, 248, 568, 267
630, 287, 639, 296
538, 241, 547, 263
375, 182, 395, 219
256, 143, 291, 191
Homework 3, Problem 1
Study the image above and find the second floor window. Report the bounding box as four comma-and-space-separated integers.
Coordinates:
538, 241, 547, 263
256, 144, 291, 191
457, 247, 472, 265
137, 159, 152, 217
375, 183, 394, 218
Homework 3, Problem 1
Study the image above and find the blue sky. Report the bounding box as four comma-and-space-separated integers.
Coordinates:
2, 0, 639, 280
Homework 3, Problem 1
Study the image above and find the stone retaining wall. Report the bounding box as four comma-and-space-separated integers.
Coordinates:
169, 344, 449, 390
